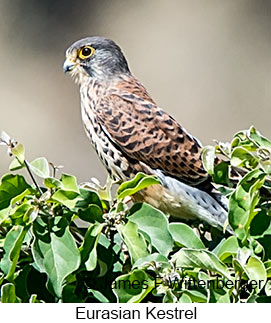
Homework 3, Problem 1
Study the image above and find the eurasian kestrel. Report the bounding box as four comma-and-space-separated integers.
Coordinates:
63, 37, 229, 231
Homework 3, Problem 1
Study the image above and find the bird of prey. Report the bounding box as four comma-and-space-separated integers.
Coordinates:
63, 36, 229, 231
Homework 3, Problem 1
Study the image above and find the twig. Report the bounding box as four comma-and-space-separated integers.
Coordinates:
24, 159, 42, 195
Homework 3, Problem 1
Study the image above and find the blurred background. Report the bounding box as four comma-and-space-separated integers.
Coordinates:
0, 0, 270, 184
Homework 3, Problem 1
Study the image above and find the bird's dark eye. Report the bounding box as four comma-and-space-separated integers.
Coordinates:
78, 46, 95, 60
82, 47, 91, 56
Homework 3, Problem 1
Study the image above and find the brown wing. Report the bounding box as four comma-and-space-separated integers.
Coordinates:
95, 89, 209, 186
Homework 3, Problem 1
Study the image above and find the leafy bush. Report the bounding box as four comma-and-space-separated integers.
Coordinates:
0, 127, 271, 303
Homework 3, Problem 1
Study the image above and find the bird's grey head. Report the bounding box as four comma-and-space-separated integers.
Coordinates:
63, 36, 130, 84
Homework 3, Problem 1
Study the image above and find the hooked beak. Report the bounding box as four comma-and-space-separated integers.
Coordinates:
63, 58, 75, 73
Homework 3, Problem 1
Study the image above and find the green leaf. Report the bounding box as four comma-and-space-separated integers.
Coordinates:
172, 249, 232, 280
201, 145, 216, 175
209, 288, 230, 303
9, 203, 33, 225
118, 221, 149, 264
217, 141, 231, 156
78, 204, 103, 223
163, 289, 178, 303
60, 173, 79, 193
97, 259, 108, 277
217, 236, 239, 261
0, 283, 20, 303
79, 223, 101, 262
113, 269, 154, 303
76, 188, 103, 209
260, 160, 271, 175
44, 177, 63, 189
231, 147, 258, 169
248, 126, 271, 150
232, 258, 248, 278
32, 217, 80, 297
24, 206, 38, 224
250, 209, 271, 237
229, 169, 266, 239
236, 246, 251, 267
0, 174, 30, 210
9, 158, 25, 171
129, 203, 173, 256
169, 223, 205, 249
245, 256, 267, 293
62, 284, 85, 303
52, 189, 80, 209
14, 264, 31, 302
11, 143, 25, 164
10, 188, 33, 206
213, 161, 230, 186
92, 175, 113, 201
29, 294, 41, 303
264, 260, 271, 278
0, 227, 23, 275
178, 293, 192, 303
29, 157, 50, 178
214, 185, 233, 197
99, 233, 111, 249
79, 222, 104, 271
232, 130, 256, 152
5, 225, 30, 281
133, 253, 169, 269
265, 280, 271, 296
117, 172, 161, 200
181, 290, 207, 303
0, 207, 11, 225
